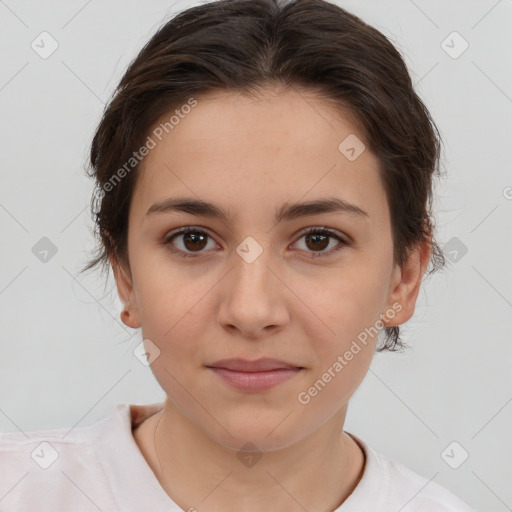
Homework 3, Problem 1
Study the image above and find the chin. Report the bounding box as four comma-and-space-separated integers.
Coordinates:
206, 418, 304, 453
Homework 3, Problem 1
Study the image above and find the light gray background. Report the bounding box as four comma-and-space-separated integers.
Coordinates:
1, 1, 511, 510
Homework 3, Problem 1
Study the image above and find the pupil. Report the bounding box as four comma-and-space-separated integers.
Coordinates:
307, 234, 328, 251
184, 232, 207, 251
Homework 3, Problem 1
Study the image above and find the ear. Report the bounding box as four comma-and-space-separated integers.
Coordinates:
382, 239, 432, 327
110, 253, 141, 329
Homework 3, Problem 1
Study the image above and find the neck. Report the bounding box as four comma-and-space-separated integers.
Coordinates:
134, 399, 366, 512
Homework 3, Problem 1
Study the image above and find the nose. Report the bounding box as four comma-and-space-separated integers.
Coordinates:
217, 248, 290, 339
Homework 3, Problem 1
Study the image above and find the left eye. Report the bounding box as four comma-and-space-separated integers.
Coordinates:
163, 227, 348, 258
294, 227, 347, 257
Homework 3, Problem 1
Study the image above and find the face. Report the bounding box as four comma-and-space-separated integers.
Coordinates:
112, 86, 428, 451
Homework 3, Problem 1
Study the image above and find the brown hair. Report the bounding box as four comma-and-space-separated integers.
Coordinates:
81, 0, 446, 352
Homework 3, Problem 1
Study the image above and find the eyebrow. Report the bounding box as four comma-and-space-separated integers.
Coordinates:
145, 196, 370, 223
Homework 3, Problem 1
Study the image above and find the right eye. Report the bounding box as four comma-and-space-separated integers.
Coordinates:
163, 227, 218, 258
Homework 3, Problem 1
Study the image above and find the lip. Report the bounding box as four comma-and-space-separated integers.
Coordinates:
208, 367, 303, 392
206, 358, 305, 392
206, 358, 304, 372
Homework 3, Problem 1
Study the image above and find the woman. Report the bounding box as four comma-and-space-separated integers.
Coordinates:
0, 0, 477, 510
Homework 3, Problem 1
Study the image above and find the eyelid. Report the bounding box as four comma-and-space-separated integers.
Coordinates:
295, 225, 350, 244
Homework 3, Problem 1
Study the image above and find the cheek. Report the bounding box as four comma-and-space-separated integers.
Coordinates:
295, 265, 387, 340
134, 258, 204, 333
296, 304, 377, 414
293, 343, 374, 439
135, 270, 216, 375
140, 301, 205, 407
289, 261, 386, 387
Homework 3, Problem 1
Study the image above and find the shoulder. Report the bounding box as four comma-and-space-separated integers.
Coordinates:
381, 455, 476, 511
345, 433, 477, 512
0, 405, 130, 511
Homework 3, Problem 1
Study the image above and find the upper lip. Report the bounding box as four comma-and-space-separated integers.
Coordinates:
206, 358, 304, 372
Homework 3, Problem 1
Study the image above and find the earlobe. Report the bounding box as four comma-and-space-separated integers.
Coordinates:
110, 253, 141, 329
382, 240, 432, 328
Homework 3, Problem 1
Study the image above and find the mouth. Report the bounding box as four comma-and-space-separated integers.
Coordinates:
205, 358, 305, 392
206, 357, 305, 372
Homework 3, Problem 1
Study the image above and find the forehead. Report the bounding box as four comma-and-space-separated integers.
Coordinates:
131, 87, 387, 226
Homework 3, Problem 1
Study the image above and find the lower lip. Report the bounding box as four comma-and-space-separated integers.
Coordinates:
208, 367, 303, 392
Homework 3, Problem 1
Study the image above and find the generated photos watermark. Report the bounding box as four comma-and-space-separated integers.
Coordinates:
297, 302, 403, 405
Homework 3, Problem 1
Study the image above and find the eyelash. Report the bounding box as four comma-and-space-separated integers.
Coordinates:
162, 226, 349, 259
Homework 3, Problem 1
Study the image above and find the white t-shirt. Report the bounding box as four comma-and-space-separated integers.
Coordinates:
0, 403, 477, 511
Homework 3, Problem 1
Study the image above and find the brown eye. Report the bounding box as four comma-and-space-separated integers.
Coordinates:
164, 227, 217, 258
293, 227, 348, 258
304, 232, 330, 251
163, 226, 348, 259
180, 231, 208, 251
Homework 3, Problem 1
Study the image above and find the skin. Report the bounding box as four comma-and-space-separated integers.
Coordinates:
111, 85, 431, 512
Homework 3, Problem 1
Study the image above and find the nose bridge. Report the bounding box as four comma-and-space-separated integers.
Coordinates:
216, 233, 289, 335
231, 233, 276, 295
222, 198, 288, 290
